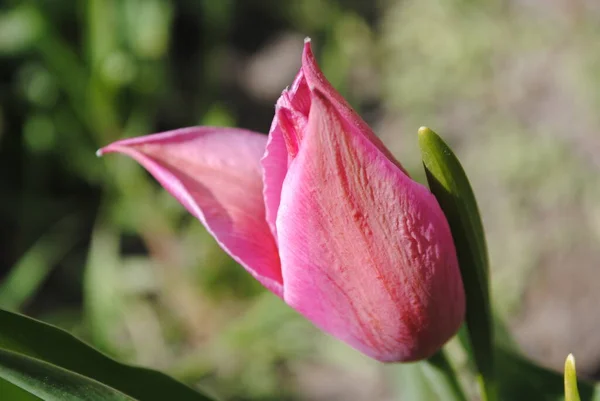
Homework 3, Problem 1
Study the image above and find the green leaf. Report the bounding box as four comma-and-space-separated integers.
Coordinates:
0, 377, 42, 400
0, 309, 215, 401
565, 354, 581, 401
496, 348, 596, 401
418, 127, 495, 400
0, 348, 133, 400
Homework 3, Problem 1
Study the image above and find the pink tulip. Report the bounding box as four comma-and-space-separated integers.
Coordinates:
98, 39, 465, 362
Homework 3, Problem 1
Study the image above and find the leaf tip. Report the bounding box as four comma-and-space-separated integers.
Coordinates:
418, 126, 433, 137
565, 353, 581, 401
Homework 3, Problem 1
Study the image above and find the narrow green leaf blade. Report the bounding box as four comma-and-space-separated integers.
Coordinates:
565, 354, 582, 401
0, 309, 215, 401
0, 348, 133, 401
418, 127, 495, 400
0, 376, 42, 400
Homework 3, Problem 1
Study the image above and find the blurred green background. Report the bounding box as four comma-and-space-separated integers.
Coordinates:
1, 0, 600, 399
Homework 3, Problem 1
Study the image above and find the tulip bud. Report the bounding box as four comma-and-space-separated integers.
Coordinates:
98, 39, 465, 362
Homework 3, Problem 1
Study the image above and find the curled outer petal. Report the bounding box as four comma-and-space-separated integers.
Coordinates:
98, 127, 283, 296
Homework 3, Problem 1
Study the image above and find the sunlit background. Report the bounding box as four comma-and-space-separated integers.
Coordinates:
1, 0, 600, 399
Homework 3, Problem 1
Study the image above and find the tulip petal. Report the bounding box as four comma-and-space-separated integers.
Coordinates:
301, 39, 409, 175
99, 127, 283, 296
261, 71, 311, 238
277, 92, 464, 362
261, 123, 288, 239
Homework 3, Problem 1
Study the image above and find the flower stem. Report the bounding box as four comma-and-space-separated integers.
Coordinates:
426, 350, 469, 401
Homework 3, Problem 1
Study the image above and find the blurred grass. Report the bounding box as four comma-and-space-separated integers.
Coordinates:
1, 0, 600, 400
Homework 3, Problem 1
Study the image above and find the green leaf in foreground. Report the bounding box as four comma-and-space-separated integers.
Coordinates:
0, 348, 133, 401
565, 354, 582, 401
0, 376, 42, 400
0, 309, 215, 401
418, 127, 495, 401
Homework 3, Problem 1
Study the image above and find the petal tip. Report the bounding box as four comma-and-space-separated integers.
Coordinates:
302, 38, 315, 65
96, 148, 104, 157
